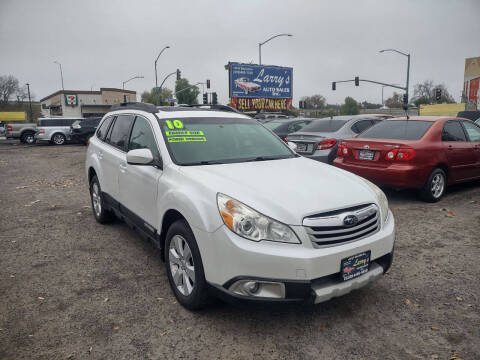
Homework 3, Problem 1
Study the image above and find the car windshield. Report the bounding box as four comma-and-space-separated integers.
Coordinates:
299, 119, 347, 132
159, 117, 295, 165
263, 121, 284, 130
358, 120, 434, 140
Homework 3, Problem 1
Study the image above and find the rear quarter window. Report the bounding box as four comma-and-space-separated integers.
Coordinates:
359, 120, 434, 140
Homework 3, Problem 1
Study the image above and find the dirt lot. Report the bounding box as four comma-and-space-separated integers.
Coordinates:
0, 143, 479, 360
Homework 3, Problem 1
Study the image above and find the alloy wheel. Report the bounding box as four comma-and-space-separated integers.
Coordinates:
169, 235, 195, 296
431, 173, 445, 199
91, 182, 102, 217
25, 134, 35, 144
53, 134, 65, 145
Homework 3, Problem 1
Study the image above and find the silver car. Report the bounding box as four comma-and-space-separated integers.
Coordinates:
287, 115, 387, 164
35, 118, 83, 145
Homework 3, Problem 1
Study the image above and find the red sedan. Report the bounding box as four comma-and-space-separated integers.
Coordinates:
333, 116, 480, 202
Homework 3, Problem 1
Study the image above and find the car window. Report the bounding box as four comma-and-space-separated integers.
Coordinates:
359, 120, 434, 140
442, 121, 467, 142
264, 121, 283, 131
462, 121, 480, 142
351, 120, 374, 134
300, 119, 348, 132
159, 117, 294, 165
96, 116, 114, 141
128, 116, 160, 159
289, 121, 310, 132
107, 114, 135, 150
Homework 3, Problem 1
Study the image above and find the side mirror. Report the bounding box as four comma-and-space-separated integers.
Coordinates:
287, 141, 297, 152
126, 148, 154, 165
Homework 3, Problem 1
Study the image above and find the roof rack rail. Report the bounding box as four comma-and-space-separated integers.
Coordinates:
110, 102, 158, 113
183, 104, 241, 113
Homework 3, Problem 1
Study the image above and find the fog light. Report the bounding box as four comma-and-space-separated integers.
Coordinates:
228, 280, 286, 299
244, 281, 260, 294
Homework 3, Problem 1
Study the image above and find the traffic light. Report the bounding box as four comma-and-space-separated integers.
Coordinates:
206, 79, 210, 89
332, 82, 336, 91
203, 93, 208, 104
435, 88, 442, 101
176, 69, 181, 80
299, 100, 303, 109
354, 77, 359, 86
403, 93, 408, 104
212, 92, 218, 105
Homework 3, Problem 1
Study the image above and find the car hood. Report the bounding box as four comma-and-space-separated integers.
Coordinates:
178, 156, 378, 225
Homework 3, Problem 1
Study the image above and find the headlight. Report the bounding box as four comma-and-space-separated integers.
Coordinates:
360, 178, 389, 224
217, 193, 300, 244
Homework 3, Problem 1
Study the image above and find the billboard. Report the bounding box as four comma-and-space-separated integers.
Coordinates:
0, 111, 26, 122
229, 62, 292, 99
230, 98, 292, 112
464, 57, 480, 107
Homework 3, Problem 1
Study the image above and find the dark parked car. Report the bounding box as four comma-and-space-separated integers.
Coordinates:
334, 117, 480, 202
70, 117, 101, 144
457, 111, 480, 122
263, 118, 313, 141
287, 115, 384, 164
254, 113, 289, 123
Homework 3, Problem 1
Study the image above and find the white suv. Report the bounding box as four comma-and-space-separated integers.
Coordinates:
86, 103, 395, 309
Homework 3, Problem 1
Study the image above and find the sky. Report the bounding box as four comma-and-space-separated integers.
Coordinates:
1, 0, 479, 106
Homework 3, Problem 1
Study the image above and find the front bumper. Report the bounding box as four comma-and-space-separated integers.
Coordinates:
194, 210, 395, 304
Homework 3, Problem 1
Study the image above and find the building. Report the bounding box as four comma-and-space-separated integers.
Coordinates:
40, 88, 137, 118
463, 57, 480, 109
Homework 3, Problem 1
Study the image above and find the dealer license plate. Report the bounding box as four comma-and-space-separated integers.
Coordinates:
296, 143, 308, 152
341, 251, 371, 281
359, 149, 375, 160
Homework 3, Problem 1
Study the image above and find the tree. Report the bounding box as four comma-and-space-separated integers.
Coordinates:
300, 94, 326, 110
412, 80, 455, 106
141, 87, 173, 105
385, 92, 404, 109
175, 78, 200, 105
0, 75, 20, 103
340, 97, 360, 115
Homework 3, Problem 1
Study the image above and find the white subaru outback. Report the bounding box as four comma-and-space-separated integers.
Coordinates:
86, 103, 395, 309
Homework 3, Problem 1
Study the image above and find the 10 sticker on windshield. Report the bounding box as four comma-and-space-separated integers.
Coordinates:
164, 120, 207, 143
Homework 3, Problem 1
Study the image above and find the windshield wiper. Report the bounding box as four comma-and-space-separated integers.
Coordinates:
246, 155, 293, 162
182, 160, 226, 166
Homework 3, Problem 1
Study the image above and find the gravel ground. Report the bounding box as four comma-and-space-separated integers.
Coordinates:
0, 143, 479, 360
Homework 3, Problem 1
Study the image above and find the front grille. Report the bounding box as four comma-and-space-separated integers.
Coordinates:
303, 203, 380, 247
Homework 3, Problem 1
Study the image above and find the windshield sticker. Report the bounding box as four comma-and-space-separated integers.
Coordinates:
167, 136, 207, 143
165, 130, 204, 136
165, 119, 184, 129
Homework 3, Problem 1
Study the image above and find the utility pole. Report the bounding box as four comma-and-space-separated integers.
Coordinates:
155, 46, 170, 88
25, 83, 33, 122
258, 33, 292, 65
54, 61, 64, 90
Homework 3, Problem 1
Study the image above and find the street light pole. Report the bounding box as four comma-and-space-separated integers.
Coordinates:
258, 33, 293, 65
155, 46, 170, 88
122, 75, 144, 102
54, 61, 64, 90
25, 83, 33, 122
379, 49, 410, 105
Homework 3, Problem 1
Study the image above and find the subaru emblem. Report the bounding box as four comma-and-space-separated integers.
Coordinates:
343, 215, 359, 227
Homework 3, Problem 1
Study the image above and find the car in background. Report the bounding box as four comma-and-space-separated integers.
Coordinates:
234, 77, 261, 94
263, 118, 313, 141
35, 117, 82, 145
254, 113, 289, 122
70, 117, 101, 144
457, 110, 480, 122
5, 122, 37, 144
286, 115, 384, 164
0, 122, 6, 137
333, 117, 480, 202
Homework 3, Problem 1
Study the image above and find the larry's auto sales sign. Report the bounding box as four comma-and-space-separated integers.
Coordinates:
228, 62, 293, 99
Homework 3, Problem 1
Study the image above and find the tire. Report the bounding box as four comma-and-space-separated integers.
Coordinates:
51, 133, 66, 145
165, 219, 211, 310
89, 175, 114, 223
420, 168, 446, 202
21, 132, 36, 144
